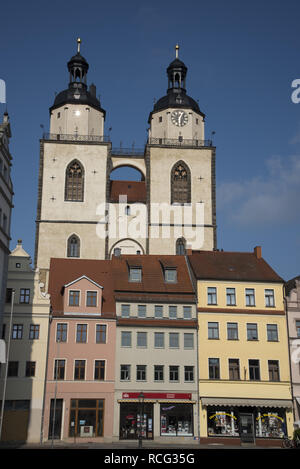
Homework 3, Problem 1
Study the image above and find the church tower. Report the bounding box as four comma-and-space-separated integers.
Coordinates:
146, 45, 216, 254
34, 39, 110, 270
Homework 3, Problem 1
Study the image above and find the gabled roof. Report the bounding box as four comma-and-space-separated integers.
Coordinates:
48, 258, 115, 317
64, 275, 103, 289
188, 248, 284, 283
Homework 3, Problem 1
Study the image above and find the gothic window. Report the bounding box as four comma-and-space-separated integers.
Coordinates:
171, 161, 191, 204
65, 160, 84, 201
176, 237, 186, 255
67, 235, 80, 258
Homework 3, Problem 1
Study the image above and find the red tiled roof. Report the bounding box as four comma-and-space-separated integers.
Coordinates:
188, 249, 284, 283
110, 180, 146, 203
48, 258, 115, 317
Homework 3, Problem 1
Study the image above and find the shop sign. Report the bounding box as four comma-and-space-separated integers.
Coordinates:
122, 392, 191, 399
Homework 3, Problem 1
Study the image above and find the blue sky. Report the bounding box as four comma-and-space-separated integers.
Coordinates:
1, 0, 300, 281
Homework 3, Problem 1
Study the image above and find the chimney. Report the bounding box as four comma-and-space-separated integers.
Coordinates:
254, 246, 262, 259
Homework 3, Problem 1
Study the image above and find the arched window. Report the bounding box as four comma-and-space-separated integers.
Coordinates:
67, 235, 80, 258
171, 161, 191, 204
65, 160, 84, 201
176, 237, 186, 255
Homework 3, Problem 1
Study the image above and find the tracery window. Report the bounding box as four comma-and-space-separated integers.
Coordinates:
67, 235, 80, 258
176, 237, 186, 255
65, 160, 84, 201
171, 161, 191, 204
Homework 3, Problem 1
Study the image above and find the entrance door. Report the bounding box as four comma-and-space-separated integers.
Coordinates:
48, 399, 63, 440
240, 413, 255, 443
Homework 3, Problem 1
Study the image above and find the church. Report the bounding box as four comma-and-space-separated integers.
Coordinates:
34, 40, 216, 271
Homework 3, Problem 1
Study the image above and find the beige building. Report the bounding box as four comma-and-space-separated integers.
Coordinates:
285, 276, 300, 427
0, 241, 50, 442
34, 42, 216, 274
112, 254, 199, 443
0, 111, 13, 332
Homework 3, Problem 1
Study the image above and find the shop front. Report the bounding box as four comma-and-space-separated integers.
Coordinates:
119, 393, 195, 440
202, 398, 293, 445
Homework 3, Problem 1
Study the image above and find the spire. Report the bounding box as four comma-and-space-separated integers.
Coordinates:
175, 44, 179, 59
77, 37, 81, 53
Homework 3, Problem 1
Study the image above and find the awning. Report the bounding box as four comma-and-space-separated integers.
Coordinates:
201, 397, 293, 408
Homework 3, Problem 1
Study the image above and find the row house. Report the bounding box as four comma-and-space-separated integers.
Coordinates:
111, 254, 198, 443
285, 275, 300, 427
188, 247, 293, 446
43, 258, 116, 442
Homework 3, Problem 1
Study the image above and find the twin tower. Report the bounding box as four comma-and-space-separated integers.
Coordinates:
34, 41, 217, 270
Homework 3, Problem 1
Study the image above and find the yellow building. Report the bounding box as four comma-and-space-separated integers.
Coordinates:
188, 247, 293, 447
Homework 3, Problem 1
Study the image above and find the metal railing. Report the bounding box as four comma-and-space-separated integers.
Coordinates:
148, 137, 212, 147
43, 133, 111, 143
111, 147, 145, 156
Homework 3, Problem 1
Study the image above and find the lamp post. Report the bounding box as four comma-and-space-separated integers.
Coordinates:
51, 337, 60, 448
138, 392, 145, 449
0, 289, 15, 440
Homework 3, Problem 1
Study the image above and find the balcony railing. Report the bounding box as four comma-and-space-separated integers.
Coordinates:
43, 133, 111, 143
148, 137, 213, 147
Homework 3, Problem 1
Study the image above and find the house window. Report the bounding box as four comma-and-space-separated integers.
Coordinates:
226, 288, 236, 305
29, 324, 40, 340
249, 359, 260, 380
209, 358, 220, 379
136, 365, 146, 381
154, 332, 164, 348
184, 333, 194, 349
121, 331, 132, 347
86, 291, 97, 307
169, 365, 179, 382
183, 306, 192, 319
69, 290, 80, 306
247, 323, 258, 341
54, 360, 65, 380
265, 289, 275, 307
67, 235, 80, 258
56, 323, 68, 342
12, 324, 23, 340
137, 332, 147, 348
154, 365, 164, 381
169, 332, 179, 348
207, 287, 217, 305
171, 161, 191, 204
94, 360, 105, 380
8, 361, 19, 377
25, 361, 36, 378
227, 322, 238, 340
138, 305, 146, 318
164, 268, 177, 283
5, 288, 13, 303
268, 360, 280, 381
121, 304, 130, 317
208, 322, 219, 339
155, 305, 163, 318
169, 305, 177, 319
120, 364, 131, 381
96, 324, 107, 344
74, 360, 85, 380
267, 324, 278, 342
229, 359, 240, 380
65, 160, 84, 201
19, 288, 30, 304
76, 324, 87, 343
245, 288, 255, 306
296, 320, 300, 338
184, 366, 194, 382
129, 267, 142, 282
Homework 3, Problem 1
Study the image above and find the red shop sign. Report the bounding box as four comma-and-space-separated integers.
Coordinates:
122, 392, 191, 400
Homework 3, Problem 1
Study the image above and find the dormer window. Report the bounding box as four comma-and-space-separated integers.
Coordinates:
86, 291, 97, 307
69, 290, 80, 306
164, 268, 177, 283
129, 267, 142, 282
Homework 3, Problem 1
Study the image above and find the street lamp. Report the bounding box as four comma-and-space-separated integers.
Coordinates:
138, 392, 144, 449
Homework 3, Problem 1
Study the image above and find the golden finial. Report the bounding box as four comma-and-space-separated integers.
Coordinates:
77, 37, 81, 53
175, 44, 179, 59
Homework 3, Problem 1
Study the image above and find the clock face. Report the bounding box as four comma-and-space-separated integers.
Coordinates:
171, 110, 188, 127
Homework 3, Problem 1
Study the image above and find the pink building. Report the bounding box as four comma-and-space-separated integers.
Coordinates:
42, 258, 116, 442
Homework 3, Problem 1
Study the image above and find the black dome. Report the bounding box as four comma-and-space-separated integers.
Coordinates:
50, 85, 105, 115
